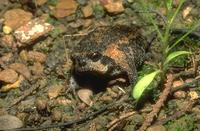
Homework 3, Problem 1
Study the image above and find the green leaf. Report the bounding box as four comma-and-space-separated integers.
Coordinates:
164, 51, 192, 65
133, 70, 161, 99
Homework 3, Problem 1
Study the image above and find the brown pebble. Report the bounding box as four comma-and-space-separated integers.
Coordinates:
196, 113, 200, 121
31, 62, 43, 75
9, 63, 31, 80
48, 85, 63, 99
4, 9, 33, 30
146, 125, 166, 131
103, 0, 124, 15
0, 75, 25, 92
52, 109, 62, 121
27, 51, 46, 63
101, 96, 113, 104
1, 53, 13, 63
173, 91, 186, 99
19, 50, 28, 63
78, 89, 93, 106
17, 113, 30, 122
172, 80, 184, 88
1, 35, 14, 48
36, 100, 47, 110
0, 69, 18, 83
81, 5, 93, 18
191, 107, 200, 114
0, 115, 23, 130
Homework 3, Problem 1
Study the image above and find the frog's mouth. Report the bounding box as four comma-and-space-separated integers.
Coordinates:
73, 68, 130, 93
76, 66, 108, 77
75, 60, 110, 77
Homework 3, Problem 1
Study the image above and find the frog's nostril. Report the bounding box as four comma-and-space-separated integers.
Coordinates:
78, 58, 87, 66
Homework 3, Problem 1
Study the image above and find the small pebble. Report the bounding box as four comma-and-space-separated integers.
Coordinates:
52, 109, 62, 121
8, 107, 18, 116
3, 26, 12, 34
0, 92, 7, 98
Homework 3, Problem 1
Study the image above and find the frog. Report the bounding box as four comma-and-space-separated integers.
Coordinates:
66, 25, 149, 94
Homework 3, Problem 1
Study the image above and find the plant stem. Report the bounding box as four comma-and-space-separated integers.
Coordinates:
160, 0, 173, 86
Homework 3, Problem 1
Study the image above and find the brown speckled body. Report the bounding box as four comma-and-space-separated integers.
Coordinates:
68, 25, 148, 93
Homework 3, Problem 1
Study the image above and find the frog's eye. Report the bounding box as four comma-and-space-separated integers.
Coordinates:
90, 52, 101, 62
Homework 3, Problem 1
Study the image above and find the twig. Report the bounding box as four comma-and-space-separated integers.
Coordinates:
106, 111, 138, 130
123, 0, 167, 25
33, 0, 38, 18
64, 33, 88, 37
173, 70, 195, 79
171, 77, 200, 93
170, 28, 200, 38
62, 36, 69, 64
138, 74, 173, 131
10, 98, 134, 131
8, 80, 41, 108
108, 119, 127, 131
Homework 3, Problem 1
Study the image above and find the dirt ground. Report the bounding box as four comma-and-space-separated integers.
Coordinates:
0, 0, 200, 131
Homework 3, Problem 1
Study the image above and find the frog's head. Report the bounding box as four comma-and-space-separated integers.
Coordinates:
71, 49, 116, 77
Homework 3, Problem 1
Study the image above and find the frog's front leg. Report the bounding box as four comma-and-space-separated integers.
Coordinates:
66, 75, 79, 95
127, 60, 138, 88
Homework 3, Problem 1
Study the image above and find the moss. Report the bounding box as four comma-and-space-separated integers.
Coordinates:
50, 0, 60, 6
165, 116, 196, 131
